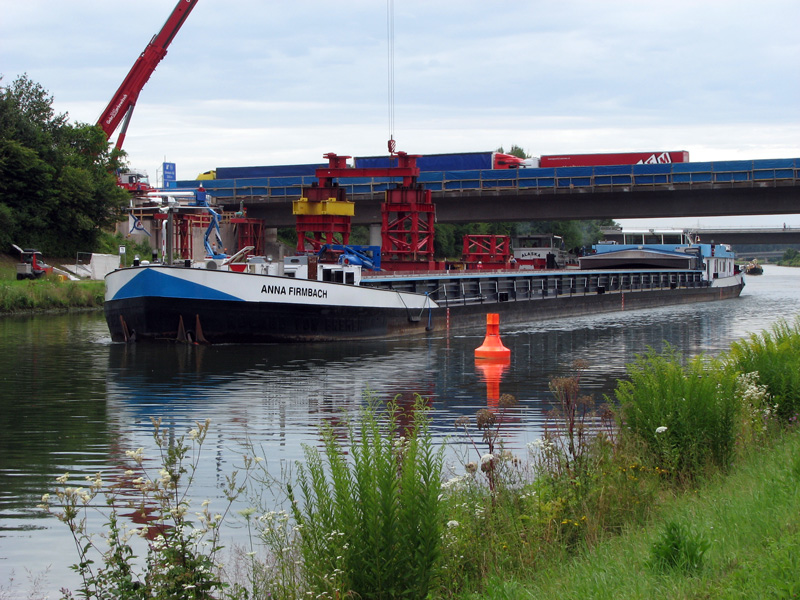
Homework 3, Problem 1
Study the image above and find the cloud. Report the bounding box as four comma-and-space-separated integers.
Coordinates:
2, 0, 798, 221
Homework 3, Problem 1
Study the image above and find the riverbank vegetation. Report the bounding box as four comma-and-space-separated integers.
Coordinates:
778, 248, 800, 267
31, 316, 800, 599
0, 277, 104, 313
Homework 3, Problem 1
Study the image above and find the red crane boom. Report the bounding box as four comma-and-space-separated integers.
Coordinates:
97, 0, 198, 150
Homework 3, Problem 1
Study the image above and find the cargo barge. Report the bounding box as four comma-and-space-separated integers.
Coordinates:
104, 241, 744, 344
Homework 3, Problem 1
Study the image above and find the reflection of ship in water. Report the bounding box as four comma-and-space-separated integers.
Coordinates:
105, 339, 443, 452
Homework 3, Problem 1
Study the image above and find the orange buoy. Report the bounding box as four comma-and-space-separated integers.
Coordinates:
475, 313, 511, 360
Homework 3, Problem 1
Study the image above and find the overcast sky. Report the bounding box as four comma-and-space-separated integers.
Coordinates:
3, 0, 799, 228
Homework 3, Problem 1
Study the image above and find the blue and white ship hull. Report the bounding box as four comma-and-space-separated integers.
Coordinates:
104, 265, 438, 343
104, 258, 744, 344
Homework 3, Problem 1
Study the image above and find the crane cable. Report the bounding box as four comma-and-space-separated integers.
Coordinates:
387, 0, 396, 154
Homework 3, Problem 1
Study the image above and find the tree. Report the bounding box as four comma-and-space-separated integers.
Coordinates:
0, 74, 129, 255
496, 145, 529, 159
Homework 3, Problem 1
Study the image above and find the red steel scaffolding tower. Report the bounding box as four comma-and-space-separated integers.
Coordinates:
293, 152, 439, 270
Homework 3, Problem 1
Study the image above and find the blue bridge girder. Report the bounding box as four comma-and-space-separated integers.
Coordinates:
175, 158, 800, 227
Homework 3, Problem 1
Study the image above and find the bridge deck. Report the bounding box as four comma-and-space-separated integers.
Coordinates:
175, 158, 799, 203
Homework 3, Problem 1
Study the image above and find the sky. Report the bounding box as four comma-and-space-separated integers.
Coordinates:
2, 0, 799, 229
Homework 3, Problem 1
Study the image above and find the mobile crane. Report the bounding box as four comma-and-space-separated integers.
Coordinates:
97, 0, 199, 193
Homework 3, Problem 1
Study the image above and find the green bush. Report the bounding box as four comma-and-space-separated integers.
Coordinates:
728, 317, 800, 425
613, 345, 740, 480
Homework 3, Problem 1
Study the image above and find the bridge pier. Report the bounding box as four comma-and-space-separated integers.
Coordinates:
369, 223, 382, 247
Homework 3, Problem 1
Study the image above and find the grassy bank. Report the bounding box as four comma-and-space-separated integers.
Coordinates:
0, 254, 105, 313
470, 426, 800, 599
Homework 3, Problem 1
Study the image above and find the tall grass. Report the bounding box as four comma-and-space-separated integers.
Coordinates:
506, 426, 800, 600
262, 395, 445, 600
613, 344, 740, 480
0, 278, 104, 312
728, 316, 800, 425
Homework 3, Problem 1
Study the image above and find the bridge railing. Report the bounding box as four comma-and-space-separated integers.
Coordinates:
173, 158, 799, 202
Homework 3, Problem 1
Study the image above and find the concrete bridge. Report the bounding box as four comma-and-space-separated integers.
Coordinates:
192, 158, 800, 228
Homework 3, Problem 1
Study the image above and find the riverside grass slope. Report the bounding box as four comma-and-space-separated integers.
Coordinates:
466, 427, 800, 600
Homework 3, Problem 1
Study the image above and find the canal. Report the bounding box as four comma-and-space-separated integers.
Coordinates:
1, 266, 799, 595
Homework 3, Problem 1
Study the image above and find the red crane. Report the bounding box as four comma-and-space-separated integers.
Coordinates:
97, 0, 198, 151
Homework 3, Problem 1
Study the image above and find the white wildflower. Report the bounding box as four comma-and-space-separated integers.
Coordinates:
237, 507, 257, 519
447, 520, 460, 528
655, 426, 668, 434
527, 437, 553, 453
125, 448, 145, 464
442, 474, 468, 490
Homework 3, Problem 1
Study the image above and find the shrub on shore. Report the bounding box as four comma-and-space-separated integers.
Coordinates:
613, 345, 740, 481
728, 316, 800, 425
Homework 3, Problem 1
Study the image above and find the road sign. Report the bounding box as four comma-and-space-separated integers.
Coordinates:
163, 162, 176, 182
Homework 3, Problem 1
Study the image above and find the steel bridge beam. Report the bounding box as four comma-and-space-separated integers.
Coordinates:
227, 184, 799, 228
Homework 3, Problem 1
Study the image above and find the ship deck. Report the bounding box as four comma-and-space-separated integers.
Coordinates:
360, 267, 707, 307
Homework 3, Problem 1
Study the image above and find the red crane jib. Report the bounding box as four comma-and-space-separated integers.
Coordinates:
97, 0, 198, 149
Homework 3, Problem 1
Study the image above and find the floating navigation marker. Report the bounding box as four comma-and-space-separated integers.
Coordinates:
475, 313, 511, 360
